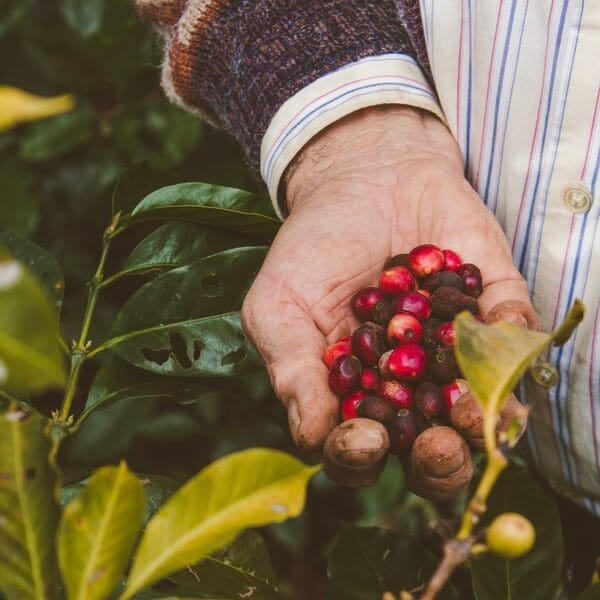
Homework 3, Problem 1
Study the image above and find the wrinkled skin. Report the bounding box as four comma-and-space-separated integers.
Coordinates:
242, 106, 539, 498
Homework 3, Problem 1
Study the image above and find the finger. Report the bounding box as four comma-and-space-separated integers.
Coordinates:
322, 418, 389, 487
485, 299, 541, 331
450, 391, 528, 451
405, 426, 473, 501
242, 281, 339, 452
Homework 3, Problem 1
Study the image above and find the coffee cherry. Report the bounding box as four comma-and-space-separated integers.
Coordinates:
421, 271, 463, 294
421, 318, 443, 350
393, 291, 432, 321
431, 286, 480, 320
322, 336, 352, 368
414, 381, 443, 420
441, 379, 470, 414
357, 396, 395, 423
388, 344, 427, 381
351, 287, 386, 322
370, 298, 393, 326
387, 409, 418, 453
427, 346, 461, 384
435, 321, 456, 346
486, 513, 535, 559
351, 322, 387, 367
387, 313, 423, 346
384, 253, 410, 269
377, 378, 413, 410
329, 355, 362, 396
408, 244, 445, 277
456, 263, 483, 298
378, 350, 394, 377
379, 266, 417, 296
361, 368, 379, 391
442, 249, 462, 271
340, 390, 368, 421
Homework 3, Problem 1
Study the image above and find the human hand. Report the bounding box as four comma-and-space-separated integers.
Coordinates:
242, 105, 538, 498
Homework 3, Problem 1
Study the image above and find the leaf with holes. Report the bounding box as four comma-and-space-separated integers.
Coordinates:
124, 182, 280, 241
105, 222, 256, 286
74, 356, 249, 427
102, 247, 267, 377
160, 531, 279, 599
454, 301, 584, 417
0, 254, 66, 393
0, 232, 64, 314
0, 406, 60, 600
58, 461, 144, 600
121, 449, 320, 598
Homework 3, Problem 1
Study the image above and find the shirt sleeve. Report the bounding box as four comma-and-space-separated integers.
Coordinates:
135, 0, 444, 218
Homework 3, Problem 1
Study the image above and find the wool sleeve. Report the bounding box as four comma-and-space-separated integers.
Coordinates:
135, 0, 444, 216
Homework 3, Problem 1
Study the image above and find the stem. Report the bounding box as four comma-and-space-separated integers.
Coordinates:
456, 406, 508, 540
58, 235, 112, 422
420, 539, 472, 600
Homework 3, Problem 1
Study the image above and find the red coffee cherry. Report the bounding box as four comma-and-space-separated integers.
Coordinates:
441, 379, 470, 415
435, 321, 456, 346
351, 322, 387, 367
388, 344, 427, 381
387, 313, 424, 346
414, 381, 444, 420
377, 378, 413, 410
456, 263, 483, 298
322, 336, 352, 369
379, 266, 417, 296
361, 368, 380, 391
408, 244, 445, 277
340, 390, 368, 421
329, 355, 362, 396
442, 248, 462, 271
351, 287, 386, 322
393, 291, 432, 321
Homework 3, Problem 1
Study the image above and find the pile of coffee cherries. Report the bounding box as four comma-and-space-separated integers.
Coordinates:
323, 244, 483, 455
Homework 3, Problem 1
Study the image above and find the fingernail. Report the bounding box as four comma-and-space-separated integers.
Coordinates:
288, 399, 301, 445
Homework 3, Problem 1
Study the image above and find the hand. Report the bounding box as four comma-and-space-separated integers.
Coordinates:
241, 105, 538, 498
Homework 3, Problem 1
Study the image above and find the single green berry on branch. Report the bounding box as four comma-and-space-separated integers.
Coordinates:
486, 512, 535, 558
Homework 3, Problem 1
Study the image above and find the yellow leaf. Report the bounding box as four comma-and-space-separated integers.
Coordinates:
0, 86, 74, 131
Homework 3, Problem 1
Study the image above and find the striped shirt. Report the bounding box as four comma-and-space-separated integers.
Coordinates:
261, 1, 600, 514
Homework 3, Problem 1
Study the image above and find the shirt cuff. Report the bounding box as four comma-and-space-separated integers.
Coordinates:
259, 53, 446, 219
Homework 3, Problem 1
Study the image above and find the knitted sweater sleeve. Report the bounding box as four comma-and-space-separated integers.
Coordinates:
135, 1, 444, 216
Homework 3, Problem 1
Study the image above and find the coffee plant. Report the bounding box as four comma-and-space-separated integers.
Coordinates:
1, 2, 598, 599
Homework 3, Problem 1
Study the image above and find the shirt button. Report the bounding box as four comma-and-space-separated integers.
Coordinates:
563, 183, 592, 213
530, 361, 560, 388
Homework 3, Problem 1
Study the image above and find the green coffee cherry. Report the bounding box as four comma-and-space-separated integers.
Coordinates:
486, 512, 535, 558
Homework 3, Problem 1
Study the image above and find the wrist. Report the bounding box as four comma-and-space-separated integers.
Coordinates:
284, 105, 464, 214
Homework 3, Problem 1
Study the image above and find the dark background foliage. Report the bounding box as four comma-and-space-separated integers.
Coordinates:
2, 2, 591, 599
0, 2, 440, 597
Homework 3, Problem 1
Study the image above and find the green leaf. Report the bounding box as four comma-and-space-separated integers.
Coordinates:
58, 462, 144, 600
471, 464, 564, 600
0, 406, 60, 599
75, 356, 248, 426
18, 107, 95, 162
0, 233, 64, 314
160, 531, 279, 599
106, 222, 255, 285
577, 583, 600, 599
122, 449, 320, 598
327, 524, 457, 600
0, 164, 39, 236
112, 163, 178, 217
454, 301, 584, 416
102, 247, 267, 377
61, 0, 105, 37
0, 256, 66, 393
126, 182, 280, 242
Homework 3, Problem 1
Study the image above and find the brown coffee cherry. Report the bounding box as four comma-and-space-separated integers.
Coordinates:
427, 346, 461, 384
357, 396, 396, 424
431, 286, 480, 320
